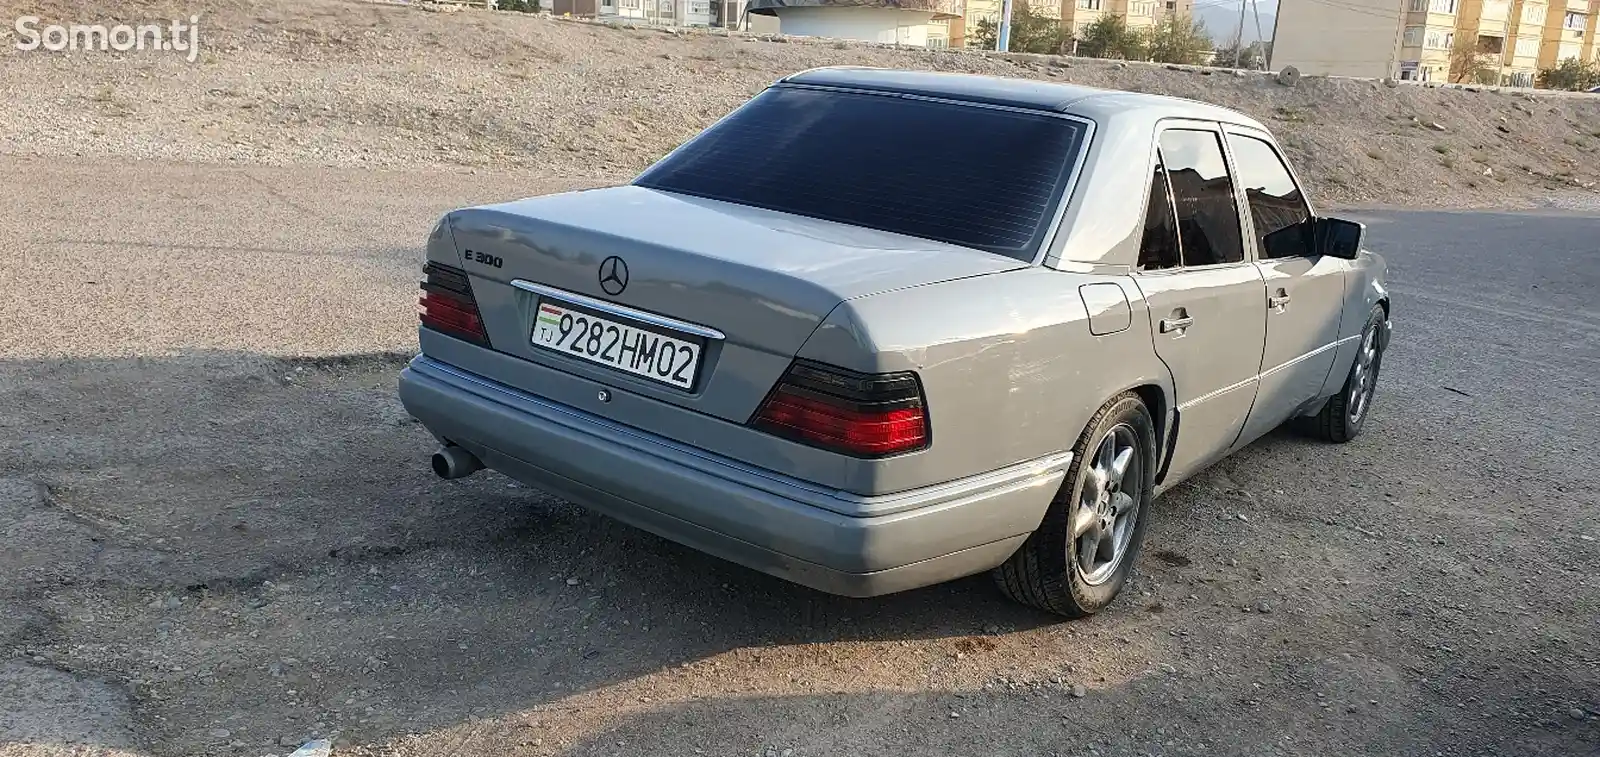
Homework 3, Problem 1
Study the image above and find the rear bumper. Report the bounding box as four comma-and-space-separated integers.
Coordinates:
397, 355, 1068, 597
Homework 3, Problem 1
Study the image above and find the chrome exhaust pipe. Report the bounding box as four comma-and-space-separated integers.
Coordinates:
431, 444, 482, 480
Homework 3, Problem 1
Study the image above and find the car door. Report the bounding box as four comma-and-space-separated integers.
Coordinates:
1131, 125, 1268, 486
1224, 126, 1347, 446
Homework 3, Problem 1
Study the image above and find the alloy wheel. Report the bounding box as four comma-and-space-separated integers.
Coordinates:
1348, 327, 1380, 424
1071, 423, 1143, 586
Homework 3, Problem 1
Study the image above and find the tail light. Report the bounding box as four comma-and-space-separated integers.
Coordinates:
418, 262, 489, 345
751, 360, 929, 458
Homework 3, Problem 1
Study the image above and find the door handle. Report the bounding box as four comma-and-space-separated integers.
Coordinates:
1159, 315, 1195, 333
1269, 291, 1291, 309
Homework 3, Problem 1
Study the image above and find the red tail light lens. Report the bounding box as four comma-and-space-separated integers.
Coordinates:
751, 360, 929, 457
418, 262, 489, 345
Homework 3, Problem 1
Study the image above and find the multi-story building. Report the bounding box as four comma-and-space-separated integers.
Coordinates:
1395, 0, 1471, 81
1069, 0, 1171, 36
949, 0, 1190, 49
1503, 0, 1548, 83
1274, 0, 1598, 85
946, 0, 1000, 46
553, 0, 713, 24
1537, 0, 1593, 68
747, 0, 962, 44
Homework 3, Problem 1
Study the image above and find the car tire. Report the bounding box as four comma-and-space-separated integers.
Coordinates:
1302, 305, 1387, 444
993, 392, 1157, 618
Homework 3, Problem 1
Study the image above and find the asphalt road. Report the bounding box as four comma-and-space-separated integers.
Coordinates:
1, 159, 1596, 757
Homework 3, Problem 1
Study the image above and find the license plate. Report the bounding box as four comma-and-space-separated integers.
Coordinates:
531, 301, 702, 390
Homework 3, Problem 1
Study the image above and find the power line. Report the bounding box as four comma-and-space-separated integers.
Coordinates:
1290, 0, 1406, 21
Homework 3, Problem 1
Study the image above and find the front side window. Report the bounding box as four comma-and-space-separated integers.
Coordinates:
635, 86, 1089, 262
1158, 130, 1245, 266
1227, 134, 1312, 259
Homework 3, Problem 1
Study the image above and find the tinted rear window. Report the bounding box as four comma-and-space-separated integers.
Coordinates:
633, 86, 1089, 262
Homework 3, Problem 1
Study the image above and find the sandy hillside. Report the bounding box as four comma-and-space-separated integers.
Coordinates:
2, 0, 1599, 209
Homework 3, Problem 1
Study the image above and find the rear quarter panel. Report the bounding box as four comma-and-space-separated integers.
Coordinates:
799, 267, 1173, 493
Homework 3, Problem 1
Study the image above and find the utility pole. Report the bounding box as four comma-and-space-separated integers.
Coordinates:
1249, 0, 1264, 68
1232, 0, 1246, 67
998, 0, 1014, 51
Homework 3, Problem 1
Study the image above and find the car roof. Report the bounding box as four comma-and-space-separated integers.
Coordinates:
779, 66, 1269, 131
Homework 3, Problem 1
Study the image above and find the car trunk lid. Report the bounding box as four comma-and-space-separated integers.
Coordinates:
441, 185, 1027, 422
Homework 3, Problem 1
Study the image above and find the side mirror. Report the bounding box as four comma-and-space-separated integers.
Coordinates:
1313, 217, 1365, 260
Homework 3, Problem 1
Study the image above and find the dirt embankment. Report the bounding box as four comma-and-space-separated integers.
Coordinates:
2, 0, 1599, 209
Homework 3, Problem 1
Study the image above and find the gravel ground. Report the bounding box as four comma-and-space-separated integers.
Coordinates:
1, 0, 1599, 209
2, 157, 1598, 757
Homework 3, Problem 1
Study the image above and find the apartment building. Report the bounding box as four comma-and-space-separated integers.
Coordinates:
1274, 0, 1597, 85
1501, 0, 1546, 82
1537, 0, 1597, 68
1064, 0, 1176, 36
949, 0, 1191, 48
552, 0, 739, 26
947, 0, 998, 44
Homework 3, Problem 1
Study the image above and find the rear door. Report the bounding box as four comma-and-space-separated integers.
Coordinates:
1225, 126, 1347, 445
1131, 125, 1267, 485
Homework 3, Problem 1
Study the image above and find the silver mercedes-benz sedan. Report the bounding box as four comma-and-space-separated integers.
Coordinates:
398, 67, 1392, 617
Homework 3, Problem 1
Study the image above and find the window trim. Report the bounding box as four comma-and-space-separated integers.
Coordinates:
1220, 125, 1317, 261
1134, 121, 1258, 275
1134, 146, 1185, 272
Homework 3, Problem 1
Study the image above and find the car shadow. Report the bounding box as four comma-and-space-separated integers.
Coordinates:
0, 350, 1065, 755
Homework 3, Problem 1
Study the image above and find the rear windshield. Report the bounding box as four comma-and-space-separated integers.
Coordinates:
633, 86, 1089, 262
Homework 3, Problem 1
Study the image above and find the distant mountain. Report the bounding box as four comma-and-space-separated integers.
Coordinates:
1194, 1, 1277, 45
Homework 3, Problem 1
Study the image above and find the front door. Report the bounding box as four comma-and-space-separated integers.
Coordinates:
1225, 128, 1347, 446
1131, 126, 1268, 486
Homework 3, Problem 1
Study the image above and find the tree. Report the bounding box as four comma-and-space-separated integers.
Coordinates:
1146, 14, 1212, 65
1537, 57, 1600, 90
970, 15, 1000, 50
1212, 40, 1269, 69
1010, 2, 1071, 54
1211, 42, 1253, 68
1448, 34, 1497, 84
970, 2, 1069, 53
1076, 14, 1146, 60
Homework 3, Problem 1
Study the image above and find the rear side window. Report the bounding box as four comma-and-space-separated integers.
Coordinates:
1227, 134, 1313, 259
1158, 130, 1245, 266
633, 86, 1090, 262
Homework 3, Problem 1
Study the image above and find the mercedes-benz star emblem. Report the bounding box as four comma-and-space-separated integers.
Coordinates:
598, 256, 629, 296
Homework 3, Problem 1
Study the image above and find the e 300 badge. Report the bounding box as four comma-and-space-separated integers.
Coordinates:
466, 249, 503, 268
